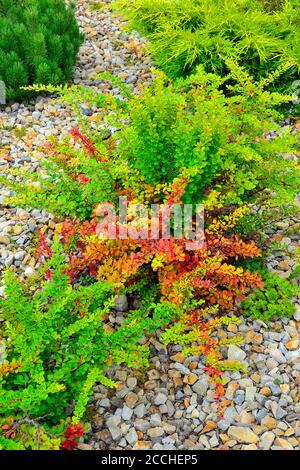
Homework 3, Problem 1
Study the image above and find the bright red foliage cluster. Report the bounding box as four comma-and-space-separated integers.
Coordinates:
61, 424, 84, 450
36, 234, 52, 261
69, 127, 97, 156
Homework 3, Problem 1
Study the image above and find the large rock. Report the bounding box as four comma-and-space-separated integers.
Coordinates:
228, 426, 259, 444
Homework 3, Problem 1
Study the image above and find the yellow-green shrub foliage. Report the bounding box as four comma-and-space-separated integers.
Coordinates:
115, 0, 300, 90
0, 240, 174, 449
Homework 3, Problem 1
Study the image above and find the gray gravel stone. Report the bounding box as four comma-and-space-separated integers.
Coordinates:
173, 363, 190, 375
113, 294, 128, 312
125, 428, 138, 445
192, 378, 208, 396
154, 392, 168, 405
106, 415, 122, 440
228, 344, 246, 362
269, 349, 287, 364
134, 403, 146, 418
122, 405, 133, 421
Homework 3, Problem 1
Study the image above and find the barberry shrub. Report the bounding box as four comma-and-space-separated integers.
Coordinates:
2, 126, 118, 220
241, 272, 300, 321
3, 66, 299, 216
117, 66, 299, 207
1, 69, 298, 432
162, 308, 247, 416
0, 82, 123, 220
55, 186, 263, 414
0, 239, 174, 449
0, 0, 83, 102
60, 199, 263, 310
114, 0, 300, 90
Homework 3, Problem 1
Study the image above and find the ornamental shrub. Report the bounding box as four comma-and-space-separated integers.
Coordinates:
241, 272, 300, 321
0, 239, 174, 449
1, 70, 299, 434
2, 127, 118, 220
55, 184, 262, 416
114, 0, 300, 90
4, 67, 299, 216
60, 201, 263, 311
117, 66, 299, 206
0, 0, 83, 102
162, 309, 247, 417
0, 82, 124, 220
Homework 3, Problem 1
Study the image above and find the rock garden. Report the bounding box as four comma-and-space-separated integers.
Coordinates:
0, 0, 299, 451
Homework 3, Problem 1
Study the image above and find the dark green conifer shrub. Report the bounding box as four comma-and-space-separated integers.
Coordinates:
0, 0, 83, 101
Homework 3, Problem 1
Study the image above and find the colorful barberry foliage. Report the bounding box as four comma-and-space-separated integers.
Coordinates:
162, 311, 246, 417
58, 192, 262, 312
52, 174, 263, 414
1, 14, 299, 448
61, 424, 84, 450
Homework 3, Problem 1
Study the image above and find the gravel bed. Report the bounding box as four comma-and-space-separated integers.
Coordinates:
0, 0, 299, 451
